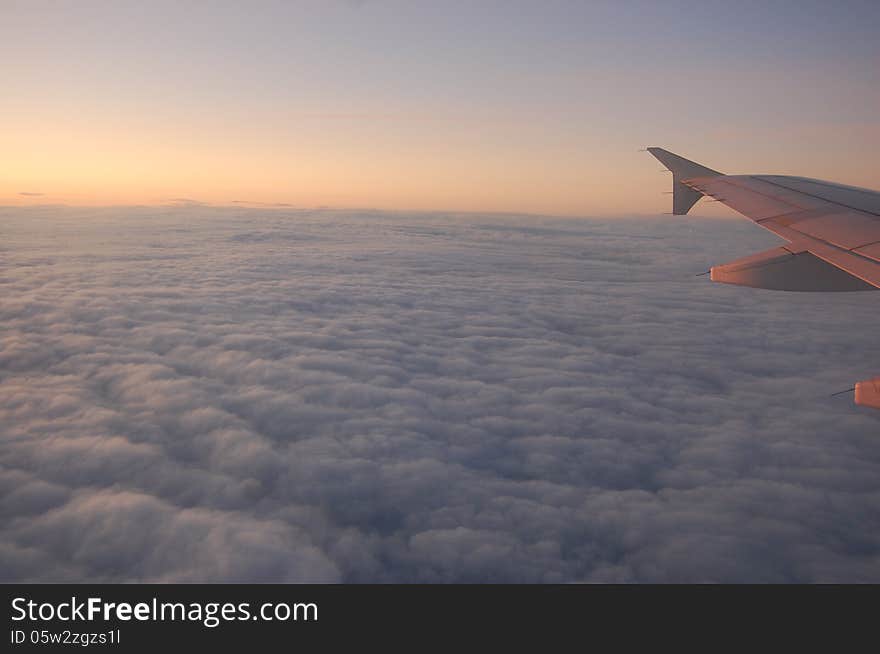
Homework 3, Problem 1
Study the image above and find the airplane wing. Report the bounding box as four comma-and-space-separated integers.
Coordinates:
648, 147, 880, 409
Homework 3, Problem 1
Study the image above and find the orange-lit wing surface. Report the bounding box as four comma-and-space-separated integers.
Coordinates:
648, 147, 880, 409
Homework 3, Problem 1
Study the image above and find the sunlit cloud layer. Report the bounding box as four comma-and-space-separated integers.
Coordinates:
1, 207, 878, 582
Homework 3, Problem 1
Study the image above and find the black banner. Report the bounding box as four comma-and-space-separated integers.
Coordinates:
3, 584, 875, 649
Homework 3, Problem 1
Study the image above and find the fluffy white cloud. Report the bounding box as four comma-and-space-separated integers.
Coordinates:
1, 205, 878, 582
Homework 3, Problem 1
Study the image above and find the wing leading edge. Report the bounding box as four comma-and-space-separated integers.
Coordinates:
647, 147, 880, 410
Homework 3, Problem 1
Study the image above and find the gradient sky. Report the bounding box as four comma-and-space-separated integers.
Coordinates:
2, 0, 878, 214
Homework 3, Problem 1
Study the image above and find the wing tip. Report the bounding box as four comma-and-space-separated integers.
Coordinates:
646, 148, 722, 178
645, 147, 724, 215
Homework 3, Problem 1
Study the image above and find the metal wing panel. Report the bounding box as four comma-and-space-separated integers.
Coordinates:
685, 176, 811, 221
755, 176, 880, 215
853, 242, 880, 263
681, 175, 880, 289
788, 212, 880, 250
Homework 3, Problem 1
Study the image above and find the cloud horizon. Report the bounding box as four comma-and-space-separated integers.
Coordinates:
2, 205, 878, 582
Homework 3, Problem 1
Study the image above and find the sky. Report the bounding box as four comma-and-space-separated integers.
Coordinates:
2, 0, 879, 214
2, 206, 878, 582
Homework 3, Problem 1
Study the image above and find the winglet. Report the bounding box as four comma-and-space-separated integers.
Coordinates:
647, 147, 723, 215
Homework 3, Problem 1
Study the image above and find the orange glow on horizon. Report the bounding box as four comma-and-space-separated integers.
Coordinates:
3, 116, 878, 218
2, 4, 877, 218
